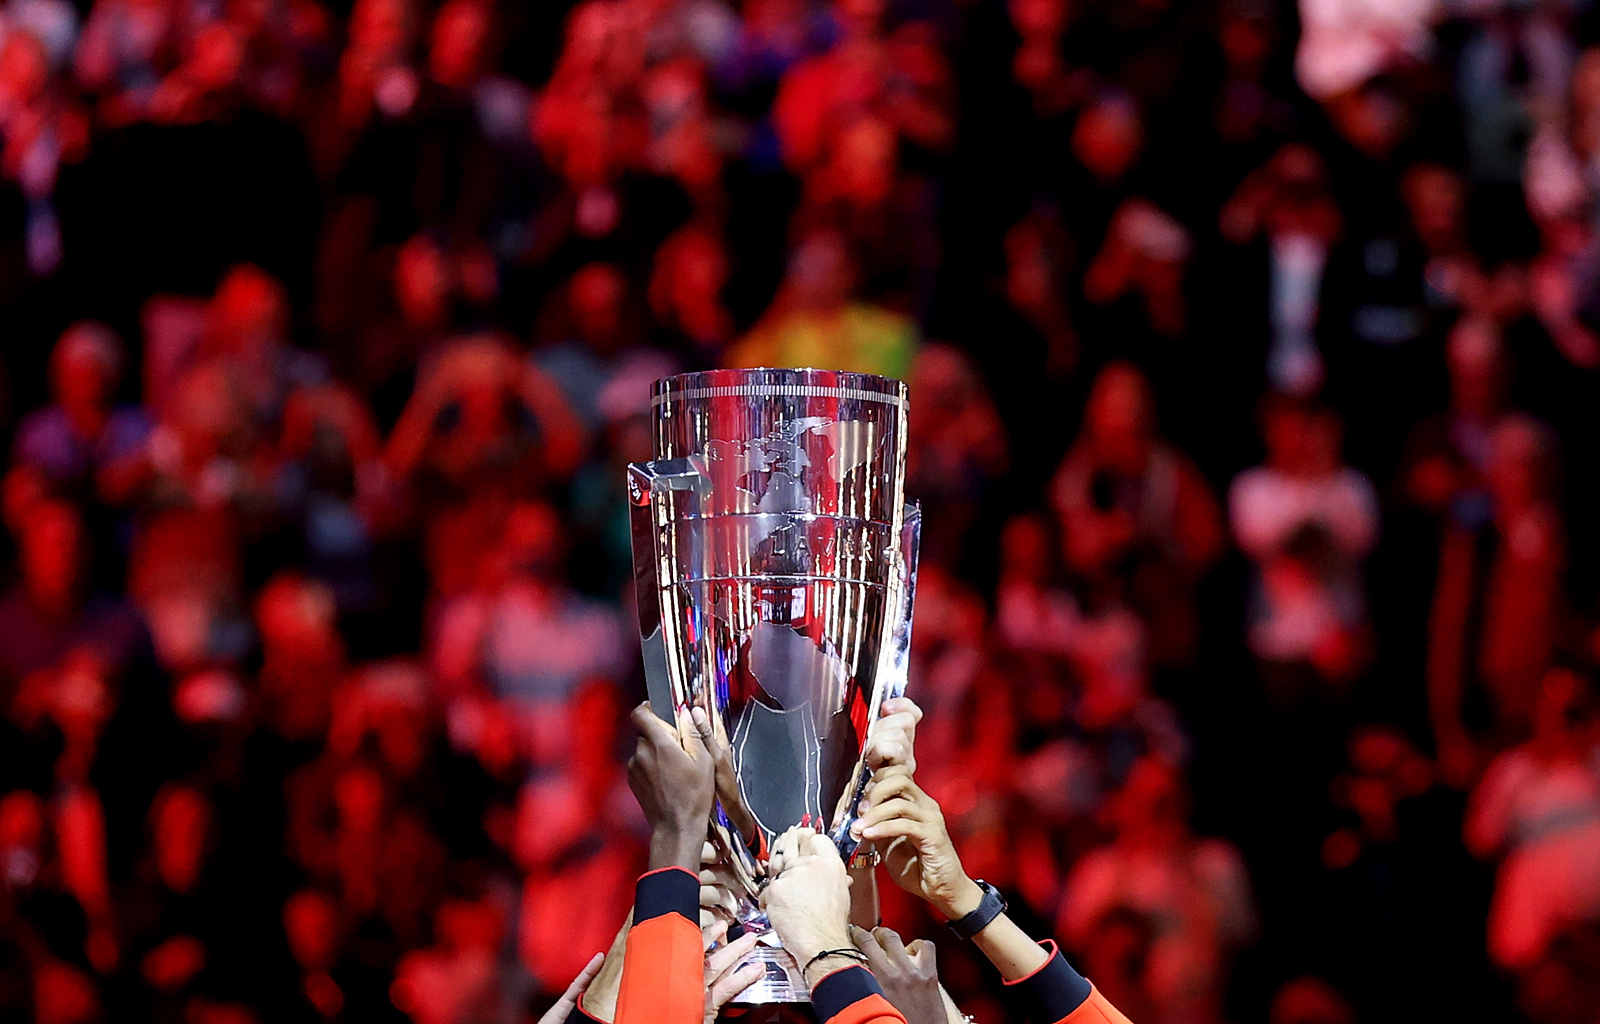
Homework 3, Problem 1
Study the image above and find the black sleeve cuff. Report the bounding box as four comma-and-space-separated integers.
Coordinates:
566, 994, 605, 1023
812, 965, 883, 1023
633, 866, 699, 924
1004, 941, 1091, 1021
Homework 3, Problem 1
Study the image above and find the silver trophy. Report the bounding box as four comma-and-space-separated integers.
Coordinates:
628, 368, 920, 1005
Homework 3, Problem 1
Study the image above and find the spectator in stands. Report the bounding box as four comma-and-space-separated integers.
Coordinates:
13, 322, 151, 504
1058, 757, 1256, 1024
1050, 361, 1222, 671
1430, 415, 1566, 784
1231, 396, 1378, 695
1467, 668, 1600, 973
726, 228, 919, 379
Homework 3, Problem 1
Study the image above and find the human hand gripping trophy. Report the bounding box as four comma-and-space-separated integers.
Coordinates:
628, 368, 921, 1006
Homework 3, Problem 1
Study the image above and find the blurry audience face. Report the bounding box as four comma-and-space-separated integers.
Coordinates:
570, 263, 628, 350
1005, 219, 1058, 312
189, 23, 247, 92
1071, 95, 1143, 184
349, 0, 416, 64
284, 889, 342, 971
828, 115, 896, 206
0, 31, 51, 106
1084, 363, 1155, 466
497, 500, 564, 583
1111, 757, 1188, 843
1531, 668, 1597, 751
1326, 84, 1408, 159
51, 325, 122, 420
1009, 0, 1069, 38
1263, 402, 1340, 476
428, 0, 491, 88
651, 225, 730, 342
1264, 145, 1339, 240
787, 232, 854, 310
257, 574, 341, 661
1447, 318, 1507, 419
1000, 513, 1055, 585
1270, 977, 1357, 1024
1401, 163, 1466, 253
209, 265, 289, 360
167, 363, 250, 459
396, 235, 454, 329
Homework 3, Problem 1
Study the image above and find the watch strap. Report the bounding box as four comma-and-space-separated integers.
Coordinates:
946, 879, 1007, 940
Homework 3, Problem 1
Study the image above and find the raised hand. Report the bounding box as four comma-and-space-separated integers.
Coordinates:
702, 920, 763, 1023
864, 697, 924, 772
850, 766, 982, 921
760, 828, 854, 985
628, 703, 716, 872
850, 925, 956, 1024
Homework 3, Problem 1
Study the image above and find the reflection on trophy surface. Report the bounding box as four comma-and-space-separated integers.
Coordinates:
628, 368, 920, 1006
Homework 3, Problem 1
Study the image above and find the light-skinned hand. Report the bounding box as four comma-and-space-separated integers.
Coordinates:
537, 951, 606, 1024
851, 766, 981, 920
702, 920, 764, 1023
863, 697, 923, 772
760, 828, 853, 982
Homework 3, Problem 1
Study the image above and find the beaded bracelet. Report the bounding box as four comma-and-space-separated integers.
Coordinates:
802, 947, 870, 974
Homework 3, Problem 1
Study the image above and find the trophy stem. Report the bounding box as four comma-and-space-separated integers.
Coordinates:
727, 927, 810, 1006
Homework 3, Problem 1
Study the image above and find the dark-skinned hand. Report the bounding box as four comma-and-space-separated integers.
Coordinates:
628, 702, 716, 872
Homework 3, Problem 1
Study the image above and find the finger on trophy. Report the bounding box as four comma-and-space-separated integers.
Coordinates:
864, 698, 923, 769
880, 697, 923, 723
801, 829, 838, 861
673, 704, 701, 754
768, 824, 816, 877
630, 701, 676, 747
860, 765, 914, 809
702, 917, 729, 952
700, 881, 738, 918
686, 705, 716, 757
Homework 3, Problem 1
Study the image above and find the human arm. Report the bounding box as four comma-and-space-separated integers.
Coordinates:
606, 704, 717, 1024
516, 361, 585, 478
702, 920, 764, 1023
850, 925, 961, 1024
762, 829, 908, 1024
848, 697, 925, 929
853, 768, 1128, 1024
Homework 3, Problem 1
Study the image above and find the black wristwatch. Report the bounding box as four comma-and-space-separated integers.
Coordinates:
945, 879, 1007, 940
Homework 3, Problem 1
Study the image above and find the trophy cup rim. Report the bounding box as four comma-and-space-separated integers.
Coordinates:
651, 367, 908, 407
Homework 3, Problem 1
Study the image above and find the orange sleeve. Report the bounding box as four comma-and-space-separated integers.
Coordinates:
613, 868, 703, 1024
811, 965, 908, 1024
1054, 986, 1135, 1024
1003, 940, 1138, 1024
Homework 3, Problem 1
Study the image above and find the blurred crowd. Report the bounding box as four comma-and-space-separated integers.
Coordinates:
3, 0, 1600, 1021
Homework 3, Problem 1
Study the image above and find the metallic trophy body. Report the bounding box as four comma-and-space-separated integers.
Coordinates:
628, 368, 920, 1005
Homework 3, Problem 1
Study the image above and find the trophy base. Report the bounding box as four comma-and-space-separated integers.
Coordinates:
728, 939, 810, 1005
